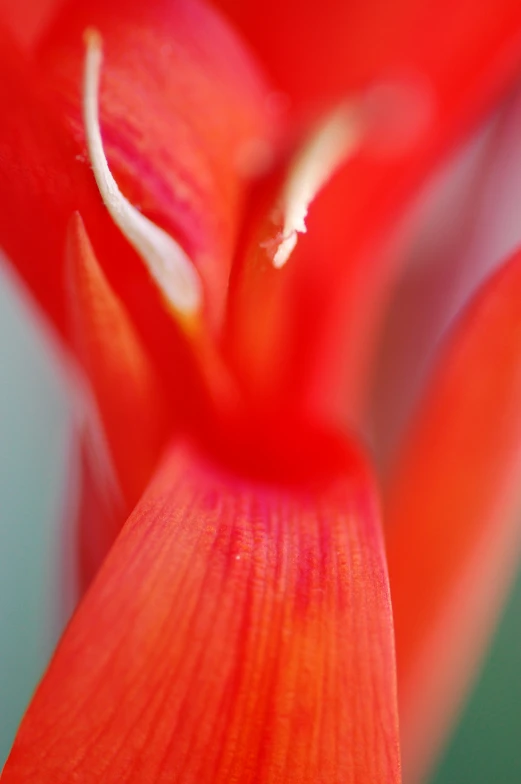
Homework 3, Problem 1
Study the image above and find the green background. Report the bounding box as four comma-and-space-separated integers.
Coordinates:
0, 260, 520, 781
0, 264, 72, 766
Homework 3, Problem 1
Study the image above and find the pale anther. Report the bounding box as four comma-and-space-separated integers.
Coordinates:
271, 103, 364, 269
83, 29, 202, 317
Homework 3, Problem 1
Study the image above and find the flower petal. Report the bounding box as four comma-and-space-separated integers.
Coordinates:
3, 438, 400, 783
371, 86, 521, 468
368, 117, 502, 467
0, 2, 273, 423
385, 246, 521, 781
75, 425, 124, 592
66, 213, 170, 509
215, 0, 521, 112
67, 214, 174, 583
0, 26, 101, 334
0, 0, 63, 49
222, 0, 521, 422
38, 0, 274, 330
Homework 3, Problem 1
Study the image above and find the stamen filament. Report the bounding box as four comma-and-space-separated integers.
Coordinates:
83, 29, 202, 318
272, 103, 363, 269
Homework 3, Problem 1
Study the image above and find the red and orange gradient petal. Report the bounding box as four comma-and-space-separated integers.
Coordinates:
386, 246, 521, 782
66, 214, 171, 511
67, 214, 174, 584
2, 438, 400, 783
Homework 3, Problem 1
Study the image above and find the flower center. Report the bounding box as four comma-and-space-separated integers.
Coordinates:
83, 29, 202, 323
200, 409, 364, 485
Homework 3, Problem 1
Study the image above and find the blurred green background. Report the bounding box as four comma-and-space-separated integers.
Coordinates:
432, 569, 521, 783
0, 263, 73, 766
0, 259, 520, 781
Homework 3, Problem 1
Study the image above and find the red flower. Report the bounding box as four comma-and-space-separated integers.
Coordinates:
2, 0, 521, 781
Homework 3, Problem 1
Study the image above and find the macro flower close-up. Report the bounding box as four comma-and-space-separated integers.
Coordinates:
3, 0, 521, 781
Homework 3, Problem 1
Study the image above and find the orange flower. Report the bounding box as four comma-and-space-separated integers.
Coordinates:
2, 0, 521, 781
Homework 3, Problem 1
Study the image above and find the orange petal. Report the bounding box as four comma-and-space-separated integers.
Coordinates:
66, 213, 174, 583
385, 247, 521, 781
66, 213, 170, 508
3, 438, 400, 783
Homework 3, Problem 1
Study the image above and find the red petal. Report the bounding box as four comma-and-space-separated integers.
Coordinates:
385, 247, 521, 781
0, 0, 63, 49
3, 439, 400, 783
215, 0, 521, 113
66, 213, 171, 509
0, 27, 102, 334
369, 118, 502, 465
38, 0, 274, 330
0, 3, 273, 426
223, 0, 521, 422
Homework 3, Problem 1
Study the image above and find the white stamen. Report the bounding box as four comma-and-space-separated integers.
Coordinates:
83, 30, 202, 317
272, 103, 364, 269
